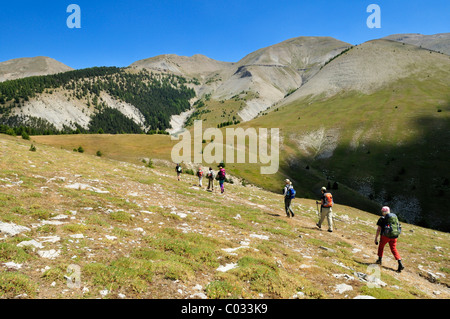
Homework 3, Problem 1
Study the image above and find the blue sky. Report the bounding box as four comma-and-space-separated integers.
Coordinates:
0, 0, 448, 69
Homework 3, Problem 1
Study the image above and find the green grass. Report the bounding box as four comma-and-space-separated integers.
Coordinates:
0, 132, 448, 299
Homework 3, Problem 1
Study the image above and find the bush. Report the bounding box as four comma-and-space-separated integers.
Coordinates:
77, 146, 84, 153
21, 132, 30, 140
29, 144, 36, 152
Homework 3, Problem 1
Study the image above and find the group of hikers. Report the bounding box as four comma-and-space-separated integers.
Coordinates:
283, 179, 404, 273
175, 164, 405, 273
175, 163, 227, 194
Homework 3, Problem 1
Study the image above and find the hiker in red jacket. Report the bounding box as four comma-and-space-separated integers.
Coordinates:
196, 167, 203, 187
374, 206, 404, 272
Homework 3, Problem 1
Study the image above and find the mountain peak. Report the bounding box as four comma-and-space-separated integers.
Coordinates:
0, 56, 73, 82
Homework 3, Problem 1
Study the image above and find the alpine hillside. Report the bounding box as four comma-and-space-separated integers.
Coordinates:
0, 134, 449, 299
1, 33, 449, 232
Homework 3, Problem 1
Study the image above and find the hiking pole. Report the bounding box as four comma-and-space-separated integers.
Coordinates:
332, 213, 338, 231
316, 202, 320, 222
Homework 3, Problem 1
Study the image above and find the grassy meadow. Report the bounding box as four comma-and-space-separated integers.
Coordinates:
0, 133, 449, 299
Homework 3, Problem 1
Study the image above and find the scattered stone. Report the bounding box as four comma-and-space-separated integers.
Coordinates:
193, 284, 203, 291
190, 292, 208, 299
353, 295, 376, 299
291, 291, 305, 299
0, 221, 31, 236
250, 234, 269, 240
70, 234, 84, 239
38, 236, 61, 243
3, 262, 22, 270
37, 249, 61, 259
335, 283, 353, 294
65, 183, 109, 194
51, 214, 69, 220
216, 263, 238, 272
333, 274, 355, 281
17, 239, 44, 249
319, 246, 336, 253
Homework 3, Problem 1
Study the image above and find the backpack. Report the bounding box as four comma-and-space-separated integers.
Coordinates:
383, 213, 402, 238
288, 187, 296, 199
197, 170, 203, 177
177, 166, 182, 173
323, 192, 333, 207
208, 171, 215, 179
218, 169, 225, 180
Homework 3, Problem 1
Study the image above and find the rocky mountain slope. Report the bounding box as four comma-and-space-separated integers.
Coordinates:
130, 36, 352, 122
0, 57, 73, 82
0, 134, 448, 299
383, 33, 450, 55
280, 38, 450, 104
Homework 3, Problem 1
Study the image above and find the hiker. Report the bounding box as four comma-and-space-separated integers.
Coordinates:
316, 186, 334, 232
196, 167, 203, 187
374, 206, 404, 272
283, 179, 295, 218
175, 163, 182, 181
217, 165, 226, 194
206, 167, 215, 191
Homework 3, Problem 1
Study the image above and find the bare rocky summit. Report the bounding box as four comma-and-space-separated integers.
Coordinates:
0, 56, 73, 82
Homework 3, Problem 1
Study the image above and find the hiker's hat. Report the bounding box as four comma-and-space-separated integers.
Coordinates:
285, 179, 290, 184
321, 186, 327, 191
381, 206, 390, 214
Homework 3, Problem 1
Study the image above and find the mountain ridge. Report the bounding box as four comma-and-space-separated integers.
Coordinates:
0, 56, 73, 82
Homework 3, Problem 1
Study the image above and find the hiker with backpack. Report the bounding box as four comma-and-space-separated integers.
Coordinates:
374, 206, 404, 272
283, 179, 295, 218
217, 165, 226, 194
316, 186, 334, 232
175, 163, 182, 181
206, 167, 215, 192
196, 167, 203, 187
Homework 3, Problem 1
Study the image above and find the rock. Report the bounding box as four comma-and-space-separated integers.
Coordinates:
38, 236, 61, 243
335, 283, 353, 294
3, 262, 23, 270
292, 291, 305, 299
0, 221, 31, 236
70, 234, 84, 239
190, 292, 208, 299
333, 274, 355, 281
100, 289, 109, 297
353, 295, 376, 299
65, 183, 109, 194
216, 263, 238, 272
193, 284, 203, 291
319, 246, 336, 253
17, 239, 44, 249
37, 249, 61, 259
250, 234, 269, 240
